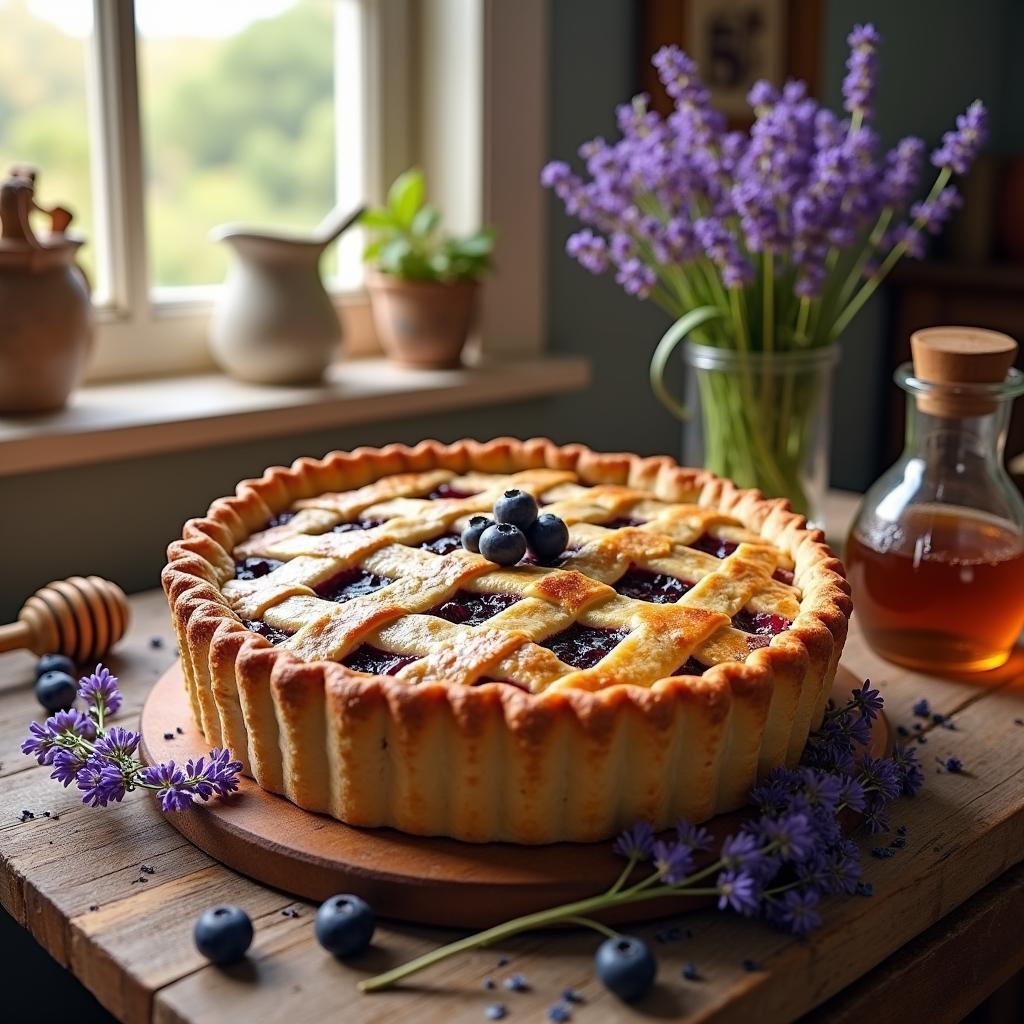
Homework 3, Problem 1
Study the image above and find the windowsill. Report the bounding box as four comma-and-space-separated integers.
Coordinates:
0, 355, 591, 477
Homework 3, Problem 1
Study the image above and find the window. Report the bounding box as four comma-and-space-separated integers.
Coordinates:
0, 0, 388, 379
0, 1, 546, 383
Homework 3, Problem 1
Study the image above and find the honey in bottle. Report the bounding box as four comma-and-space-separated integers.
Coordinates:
846, 327, 1024, 673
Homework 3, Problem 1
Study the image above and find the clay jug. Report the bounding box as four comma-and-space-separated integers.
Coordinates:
209, 205, 363, 385
0, 168, 92, 413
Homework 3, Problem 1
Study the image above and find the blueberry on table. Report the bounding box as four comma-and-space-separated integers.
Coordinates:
37, 653, 76, 679
526, 513, 570, 562
595, 935, 657, 1001
493, 489, 539, 530
461, 515, 493, 553
193, 905, 253, 965
34, 671, 78, 713
315, 894, 375, 957
478, 523, 528, 566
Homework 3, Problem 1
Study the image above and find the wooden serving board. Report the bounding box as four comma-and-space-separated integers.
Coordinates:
139, 663, 885, 929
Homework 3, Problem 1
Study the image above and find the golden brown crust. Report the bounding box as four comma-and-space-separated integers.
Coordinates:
161, 438, 851, 843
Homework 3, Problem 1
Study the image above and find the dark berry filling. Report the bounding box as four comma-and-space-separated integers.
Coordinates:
692, 533, 739, 559
731, 610, 791, 638
427, 483, 478, 500
419, 533, 464, 555
673, 657, 709, 676
428, 590, 520, 626
235, 557, 284, 581
331, 518, 386, 534
473, 677, 530, 691
266, 511, 296, 529
242, 619, 291, 645
772, 567, 795, 586
342, 644, 415, 675
522, 546, 578, 567
606, 516, 648, 529
541, 624, 629, 669
614, 567, 692, 604
315, 569, 392, 603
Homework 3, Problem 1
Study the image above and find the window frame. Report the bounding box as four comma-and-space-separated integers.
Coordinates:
82, 0, 546, 383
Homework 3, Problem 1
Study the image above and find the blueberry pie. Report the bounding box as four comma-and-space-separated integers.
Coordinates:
163, 438, 851, 843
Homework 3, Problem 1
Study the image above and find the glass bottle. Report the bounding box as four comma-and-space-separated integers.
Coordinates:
846, 327, 1024, 673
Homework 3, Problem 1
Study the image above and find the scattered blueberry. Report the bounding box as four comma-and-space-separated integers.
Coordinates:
561, 988, 583, 1003
496, 956, 509, 967
36, 653, 76, 678
896, 824, 907, 836
741, 958, 760, 972
595, 935, 657, 1002
548, 1004, 571, 1022
149, 636, 164, 649
941, 756, 964, 773
493, 489, 539, 530
479, 523, 528, 566
462, 515, 493, 553
681, 960, 701, 981
193, 905, 253, 965
896, 725, 909, 737
483, 976, 496, 990
525, 513, 570, 562
34, 671, 78, 713
485, 1006, 507, 1021
912, 698, 930, 718
856, 882, 874, 897
314, 894, 375, 957
503, 973, 529, 992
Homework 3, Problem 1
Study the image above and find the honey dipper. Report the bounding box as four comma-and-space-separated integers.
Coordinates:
0, 576, 130, 663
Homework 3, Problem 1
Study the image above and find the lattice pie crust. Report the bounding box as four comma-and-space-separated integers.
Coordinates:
162, 439, 851, 843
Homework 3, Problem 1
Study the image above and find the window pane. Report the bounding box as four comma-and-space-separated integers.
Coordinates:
137, 0, 349, 289
0, 0, 100, 287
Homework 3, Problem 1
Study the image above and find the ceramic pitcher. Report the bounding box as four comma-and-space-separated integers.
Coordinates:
209, 207, 363, 385
0, 169, 92, 413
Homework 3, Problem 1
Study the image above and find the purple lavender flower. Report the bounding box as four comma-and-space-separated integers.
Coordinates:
612, 821, 655, 860
720, 832, 764, 871
759, 813, 815, 862
77, 760, 128, 807
188, 748, 242, 800
777, 888, 822, 936
849, 681, 884, 722
94, 726, 141, 761
565, 229, 609, 275
797, 768, 843, 810
843, 24, 881, 121
22, 709, 96, 764
823, 840, 862, 895
837, 776, 867, 813
932, 100, 988, 174
50, 746, 88, 786
880, 137, 925, 208
912, 186, 962, 234
695, 217, 752, 286
862, 797, 890, 835
78, 665, 122, 717
614, 257, 656, 298
891, 746, 924, 797
653, 840, 695, 884
675, 820, 713, 852
716, 870, 759, 915
140, 761, 194, 813
858, 755, 902, 802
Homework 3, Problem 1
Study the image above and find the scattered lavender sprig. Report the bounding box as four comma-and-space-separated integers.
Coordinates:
360, 679, 919, 993
22, 665, 241, 811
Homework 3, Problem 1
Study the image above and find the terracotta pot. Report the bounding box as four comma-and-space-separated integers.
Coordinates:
0, 173, 92, 413
366, 272, 479, 369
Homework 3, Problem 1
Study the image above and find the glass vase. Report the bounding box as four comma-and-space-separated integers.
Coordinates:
681, 341, 839, 526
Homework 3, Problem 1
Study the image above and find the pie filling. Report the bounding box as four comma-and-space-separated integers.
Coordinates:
342, 644, 415, 675
692, 532, 739, 559
428, 590, 520, 626
606, 516, 648, 529
418, 533, 463, 555
315, 569, 392, 603
614, 567, 693, 603
541, 624, 629, 669
242, 619, 292, 645
235, 557, 284, 581
332, 518, 385, 533
427, 484, 479, 500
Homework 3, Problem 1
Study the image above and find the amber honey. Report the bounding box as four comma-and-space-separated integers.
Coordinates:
846, 504, 1024, 673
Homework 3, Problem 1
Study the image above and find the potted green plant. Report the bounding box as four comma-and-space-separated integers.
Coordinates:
360, 168, 495, 369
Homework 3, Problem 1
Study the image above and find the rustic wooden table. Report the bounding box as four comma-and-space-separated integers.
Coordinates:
2, 494, 1023, 1024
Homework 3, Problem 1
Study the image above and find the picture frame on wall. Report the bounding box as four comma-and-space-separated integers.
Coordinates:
641, 0, 822, 122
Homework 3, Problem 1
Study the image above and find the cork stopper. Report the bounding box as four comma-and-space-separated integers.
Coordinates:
910, 327, 1018, 417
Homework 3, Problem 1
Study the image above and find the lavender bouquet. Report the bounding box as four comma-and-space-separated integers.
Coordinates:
543, 25, 986, 517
